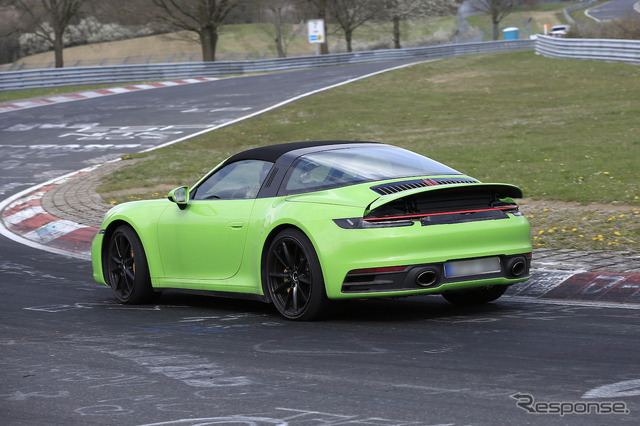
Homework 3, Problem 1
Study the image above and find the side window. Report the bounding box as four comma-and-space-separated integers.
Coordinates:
193, 160, 273, 200
285, 157, 333, 192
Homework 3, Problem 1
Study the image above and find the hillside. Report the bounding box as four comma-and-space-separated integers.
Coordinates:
12, 18, 454, 69
10, 5, 567, 69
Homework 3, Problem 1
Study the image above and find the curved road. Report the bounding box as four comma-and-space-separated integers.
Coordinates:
2, 61, 640, 424
586, 0, 640, 22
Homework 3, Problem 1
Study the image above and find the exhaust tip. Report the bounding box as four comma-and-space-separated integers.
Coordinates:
416, 269, 439, 287
511, 260, 526, 277
506, 256, 527, 278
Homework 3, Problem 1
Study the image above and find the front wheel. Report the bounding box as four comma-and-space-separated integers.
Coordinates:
264, 229, 329, 320
442, 285, 508, 306
105, 225, 156, 304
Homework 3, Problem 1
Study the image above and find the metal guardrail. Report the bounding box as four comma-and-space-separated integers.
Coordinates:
535, 35, 640, 64
0, 40, 533, 91
1, 51, 318, 72
4, 36, 636, 92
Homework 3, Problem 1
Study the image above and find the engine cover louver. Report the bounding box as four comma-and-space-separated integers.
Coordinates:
370, 178, 480, 195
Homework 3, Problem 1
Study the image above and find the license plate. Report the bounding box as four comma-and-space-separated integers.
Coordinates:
444, 257, 501, 278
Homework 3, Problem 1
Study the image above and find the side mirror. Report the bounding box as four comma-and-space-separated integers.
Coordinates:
168, 186, 189, 210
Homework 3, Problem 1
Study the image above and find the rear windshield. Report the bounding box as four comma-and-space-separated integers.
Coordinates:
283, 146, 461, 194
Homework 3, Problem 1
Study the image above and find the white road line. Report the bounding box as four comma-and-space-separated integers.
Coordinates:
142, 61, 426, 153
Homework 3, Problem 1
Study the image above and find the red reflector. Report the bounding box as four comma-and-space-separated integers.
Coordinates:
348, 266, 407, 275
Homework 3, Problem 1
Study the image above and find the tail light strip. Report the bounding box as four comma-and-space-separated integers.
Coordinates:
364, 206, 519, 222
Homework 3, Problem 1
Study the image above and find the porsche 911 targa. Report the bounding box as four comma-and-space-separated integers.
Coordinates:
92, 141, 531, 320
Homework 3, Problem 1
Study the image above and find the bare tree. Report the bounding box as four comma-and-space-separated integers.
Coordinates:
0, 3, 22, 64
259, 0, 288, 57
151, 0, 241, 61
4, 0, 85, 68
258, 0, 308, 57
470, 0, 513, 41
386, 0, 460, 48
327, 0, 384, 52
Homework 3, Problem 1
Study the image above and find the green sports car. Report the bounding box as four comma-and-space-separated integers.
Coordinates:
92, 141, 532, 320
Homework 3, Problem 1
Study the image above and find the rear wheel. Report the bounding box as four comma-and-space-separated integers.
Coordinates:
105, 225, 156, 304
442, 285, 508, 306
265, 229, 328, 320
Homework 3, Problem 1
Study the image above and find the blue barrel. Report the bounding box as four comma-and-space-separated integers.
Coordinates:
503, 27, 519, 40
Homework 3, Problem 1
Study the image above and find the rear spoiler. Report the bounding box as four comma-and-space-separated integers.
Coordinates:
365, 183, 523, 214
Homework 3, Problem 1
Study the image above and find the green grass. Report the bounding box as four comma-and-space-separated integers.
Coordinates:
95, 51, 639, 251
101, 51, 640, 204
525, 204, 639, 251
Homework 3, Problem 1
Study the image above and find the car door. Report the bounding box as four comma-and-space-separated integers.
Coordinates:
156, 159, 273, 281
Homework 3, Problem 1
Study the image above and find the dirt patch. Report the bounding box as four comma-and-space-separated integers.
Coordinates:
23, 32, 202, 64
531, 11, 563, 28
426, 71, 483, 85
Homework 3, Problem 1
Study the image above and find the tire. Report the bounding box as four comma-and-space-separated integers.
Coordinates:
442, 285, 508, 306
264, 229, 329, 321
105, 224, 156, 304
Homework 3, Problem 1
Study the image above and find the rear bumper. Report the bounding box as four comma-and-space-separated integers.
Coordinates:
342, 253, 531, 294
305, 213, 532, 299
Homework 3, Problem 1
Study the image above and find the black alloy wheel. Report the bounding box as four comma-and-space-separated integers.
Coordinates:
105, 225, 155, 304
265, 229, 328, 320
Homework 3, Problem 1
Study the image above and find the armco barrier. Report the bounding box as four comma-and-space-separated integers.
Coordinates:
4, 37, 637, 92
0, 40, 533, 91
535, 35, 640, 64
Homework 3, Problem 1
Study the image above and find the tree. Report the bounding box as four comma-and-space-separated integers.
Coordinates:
470, 0, 513, 41
385, 0, 460, 49
4, 0, 86, 68
327, 0, 384, 52
151, 0, 241, 61
0, 3, 22, 64
259, 0, 302, 58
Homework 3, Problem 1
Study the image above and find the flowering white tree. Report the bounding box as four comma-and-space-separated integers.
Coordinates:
7, 0, 86, 67
18, 17, 153, 57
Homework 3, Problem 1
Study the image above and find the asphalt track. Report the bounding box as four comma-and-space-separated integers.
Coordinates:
2, 60, 640, 425
586, 0, 640, 22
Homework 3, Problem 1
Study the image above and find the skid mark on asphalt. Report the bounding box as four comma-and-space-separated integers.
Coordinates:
138, 408, 425, 425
